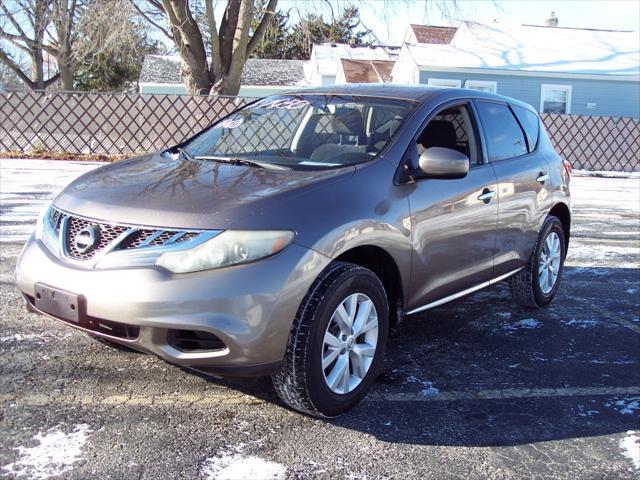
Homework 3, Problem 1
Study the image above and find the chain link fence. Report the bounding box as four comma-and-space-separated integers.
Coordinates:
1, 90, 638, 171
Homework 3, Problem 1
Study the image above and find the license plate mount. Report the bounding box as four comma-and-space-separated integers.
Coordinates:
34, 283, 81, 323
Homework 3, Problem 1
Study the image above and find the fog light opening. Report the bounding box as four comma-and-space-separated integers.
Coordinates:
167, 329, 226, 353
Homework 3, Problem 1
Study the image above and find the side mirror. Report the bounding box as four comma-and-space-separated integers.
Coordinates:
417, 147, 469, 179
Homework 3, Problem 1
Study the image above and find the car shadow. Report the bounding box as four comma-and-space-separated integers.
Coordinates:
205, 266, 640, 446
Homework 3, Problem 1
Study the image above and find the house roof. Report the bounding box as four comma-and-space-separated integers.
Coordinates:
409, 24, 457, 44
339, 59, 395, 83
403, 21, 640, 78
312, 43, 400, 76
139, 55, 308, 86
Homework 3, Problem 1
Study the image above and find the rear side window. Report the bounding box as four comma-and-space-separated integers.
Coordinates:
512, 105, 540, 152
475, 101, 527, 161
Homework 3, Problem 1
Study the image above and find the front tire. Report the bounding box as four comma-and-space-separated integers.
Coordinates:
510, 215, 566, 308
272, 262, 389, 417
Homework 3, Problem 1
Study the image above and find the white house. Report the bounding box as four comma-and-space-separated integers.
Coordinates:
305, 43, 399, 86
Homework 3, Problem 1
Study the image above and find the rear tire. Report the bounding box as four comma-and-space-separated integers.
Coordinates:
272, 262, 389, 417
510, 215, 566, 309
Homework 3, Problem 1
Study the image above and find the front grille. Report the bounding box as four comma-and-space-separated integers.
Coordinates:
65, 216, 128, 260
48, 207, 203, 263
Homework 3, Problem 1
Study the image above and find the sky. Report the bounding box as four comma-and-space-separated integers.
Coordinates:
274, 0, 640, 44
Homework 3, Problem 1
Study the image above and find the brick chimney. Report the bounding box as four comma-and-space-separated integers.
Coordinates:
545, 11, 558, 27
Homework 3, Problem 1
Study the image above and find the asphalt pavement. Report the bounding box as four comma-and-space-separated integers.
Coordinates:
0, 159, 638, 479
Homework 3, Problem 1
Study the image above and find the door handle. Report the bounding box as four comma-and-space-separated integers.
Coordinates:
537, 172, 550, 183
477, 188, 497, 203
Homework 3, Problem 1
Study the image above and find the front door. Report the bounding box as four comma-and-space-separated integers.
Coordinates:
405, 103, 498, 311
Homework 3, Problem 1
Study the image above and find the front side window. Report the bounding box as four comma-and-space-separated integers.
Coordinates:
475, 101, 528, 162
183, 95, 416, 170
540, 84, 572, 114
415, 104, 479, 166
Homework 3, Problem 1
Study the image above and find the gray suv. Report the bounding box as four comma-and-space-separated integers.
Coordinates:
16, 85, 571, 417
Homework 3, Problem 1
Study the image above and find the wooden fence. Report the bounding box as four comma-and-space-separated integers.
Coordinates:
1, 90, 638, 171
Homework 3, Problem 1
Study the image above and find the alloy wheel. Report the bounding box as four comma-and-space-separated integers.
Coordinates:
539, 231, 562, 294
321, 293, 379, 394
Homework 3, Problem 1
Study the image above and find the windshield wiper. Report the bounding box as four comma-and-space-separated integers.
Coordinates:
177, 147, 194, 162
194, 155, 290, 171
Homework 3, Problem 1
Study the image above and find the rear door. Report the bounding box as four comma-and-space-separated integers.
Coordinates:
405, 102, 498, 310
474, 100, 553, 276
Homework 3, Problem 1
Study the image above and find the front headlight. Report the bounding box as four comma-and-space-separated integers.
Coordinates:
34, 203, 59, 254
34, 203, 51, 240
155, 230, 295, 273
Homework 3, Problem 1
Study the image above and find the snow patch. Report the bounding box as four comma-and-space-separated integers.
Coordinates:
515, 319, 541, 329
0, 332, 73, 344
605, 397, 640, 415
200, 445, 285, 480
561, 319, 600, 329
0, 333, 44, 343
502, 318, 542, 333
576, 404, 599, 417
404, 376, 440, 397
620, 431, 640, 470
1, 424, 91, 479
573, 170, 640, 179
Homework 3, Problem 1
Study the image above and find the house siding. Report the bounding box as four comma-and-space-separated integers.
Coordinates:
418, 70, 640, 118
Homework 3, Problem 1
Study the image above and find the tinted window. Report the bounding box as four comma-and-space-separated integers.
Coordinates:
512, 105, 540, 152
475, 101, 527, 161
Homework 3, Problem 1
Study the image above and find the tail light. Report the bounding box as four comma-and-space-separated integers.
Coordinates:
562, 159, 572, 182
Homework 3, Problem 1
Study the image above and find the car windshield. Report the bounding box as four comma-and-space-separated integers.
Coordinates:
182, 94, 416, 170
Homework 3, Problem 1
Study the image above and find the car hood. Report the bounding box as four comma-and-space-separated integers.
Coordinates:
54, 152, 352, 229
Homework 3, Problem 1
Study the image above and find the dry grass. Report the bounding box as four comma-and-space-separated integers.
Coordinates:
0, 150, 134, 162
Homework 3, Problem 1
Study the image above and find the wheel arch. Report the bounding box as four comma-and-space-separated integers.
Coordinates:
548, 202, 571, 253
334, 245, 404, 328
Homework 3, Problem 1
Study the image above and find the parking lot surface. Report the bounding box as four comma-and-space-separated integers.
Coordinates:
1, 159, 638, 479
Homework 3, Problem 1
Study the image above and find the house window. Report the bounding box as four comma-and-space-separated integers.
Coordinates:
540, 84, 572, 114
464, 80, 497, 93
427, 78, 461, 88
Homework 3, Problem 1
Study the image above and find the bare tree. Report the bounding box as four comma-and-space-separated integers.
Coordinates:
50, 0, 78, 90
0, 0, 59, 89
1, 0, 147, 91
135, 0, 278, 96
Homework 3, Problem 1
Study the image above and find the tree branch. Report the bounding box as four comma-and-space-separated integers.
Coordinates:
218, 0, 240, 73
42, 72, 61, 88
132, 2, 173, 39
0, 3, 31, 41
247, 0, 278, 56
205, 0, 221, 79
0, 31, 32, 55
0, 47, 36, 89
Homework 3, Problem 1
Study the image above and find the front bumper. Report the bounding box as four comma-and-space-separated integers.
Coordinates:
16, 234, 330, 375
